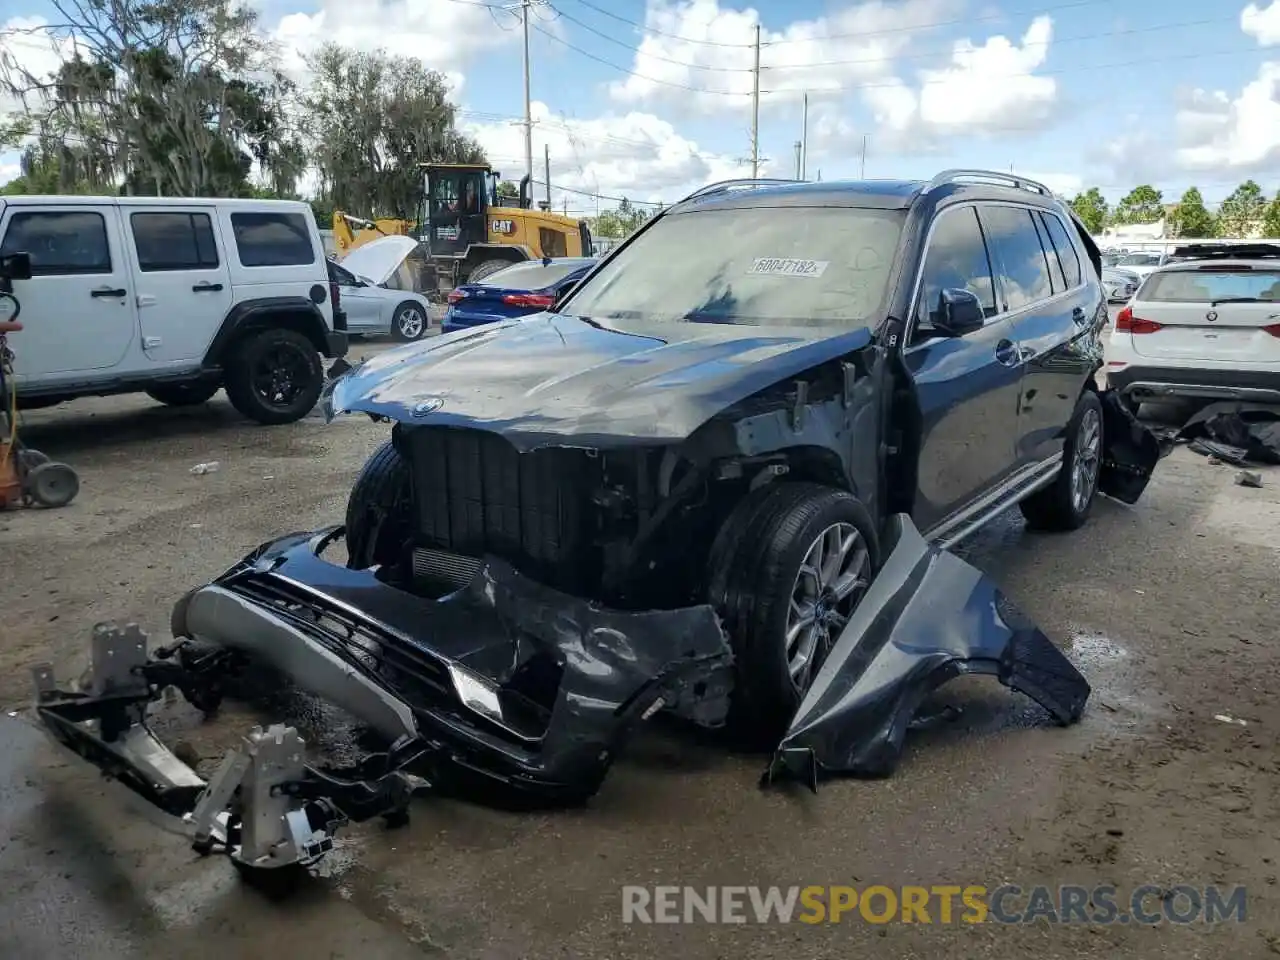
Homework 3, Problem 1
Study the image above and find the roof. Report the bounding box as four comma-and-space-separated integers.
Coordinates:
665, 172, 1065, 215
0, 194, 314, 211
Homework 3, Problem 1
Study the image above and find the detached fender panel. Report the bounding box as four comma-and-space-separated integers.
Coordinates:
1098, 388, 1163, 503
766, 514, 1090, 786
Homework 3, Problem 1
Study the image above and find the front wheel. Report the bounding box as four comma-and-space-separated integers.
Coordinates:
345, 440, 412, 569
391, 301, 429, 341
1019, 390, 1104, 531
708, 482, 880, 738
224, 328, 324, 426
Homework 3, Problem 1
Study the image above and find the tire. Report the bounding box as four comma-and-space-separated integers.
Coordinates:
466, 259, 512, 284
1019, 390, 1104, 532
224, 328, 324, 426
145, 381, 220, 407
345, 440, 413, 570
391, 301, 429, 341
707, 481, 880, 738
25, 461, 79, 508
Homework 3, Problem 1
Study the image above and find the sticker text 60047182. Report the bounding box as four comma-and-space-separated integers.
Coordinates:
749, 258, 830, 278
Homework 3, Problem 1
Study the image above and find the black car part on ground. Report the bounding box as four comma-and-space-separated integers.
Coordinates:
167, 528, 736, 804
763, 514, 1091, 788
1177, 401, 1280, 466
1097, 389, 1165, 502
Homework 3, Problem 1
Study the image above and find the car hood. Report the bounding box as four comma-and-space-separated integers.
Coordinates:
323, 313, 876, 449
339, 236, 419, 286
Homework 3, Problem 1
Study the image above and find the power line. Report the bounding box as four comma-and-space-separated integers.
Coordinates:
564, 0, 752, 48
547, 3, 750, 72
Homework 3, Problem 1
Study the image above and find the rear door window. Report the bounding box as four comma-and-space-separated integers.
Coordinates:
0, 210, 112, 275
230, 212, 315, 267
131, 212, 219, 271
1032, 213, 1066, 293
980, 206, 1054, 311
916, 206, 998, 330
1041, 213, 1082, 287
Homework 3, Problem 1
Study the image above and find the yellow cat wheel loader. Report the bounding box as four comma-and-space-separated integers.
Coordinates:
332, 164, 594, 299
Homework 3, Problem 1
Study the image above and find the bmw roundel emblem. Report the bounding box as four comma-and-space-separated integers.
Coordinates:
1206, 310, 1218, 322
413, 397, 445, 417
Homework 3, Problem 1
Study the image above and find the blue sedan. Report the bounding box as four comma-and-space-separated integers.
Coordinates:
443, 258, 595, 333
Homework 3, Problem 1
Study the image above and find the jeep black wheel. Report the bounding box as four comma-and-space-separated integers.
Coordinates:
146, 381, 220, 407
1019, 389, 1104, 532
345, 440, 413, 570
391, 301, 429, 341
707, 482, 880, 739
466, 259, 511, 284
224, 328, 324, 426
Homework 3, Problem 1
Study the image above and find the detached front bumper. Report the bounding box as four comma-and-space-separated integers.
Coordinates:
170, 529, 734, 804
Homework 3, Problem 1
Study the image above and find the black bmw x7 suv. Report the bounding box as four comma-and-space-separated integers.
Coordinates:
156, 170, 1156, 803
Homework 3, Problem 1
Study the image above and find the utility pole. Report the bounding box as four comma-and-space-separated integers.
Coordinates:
800, 92, 808, 180
521, 0, 534, 185
544, 143, 551, 208
860, 135, 867, 179
793, 141, 802, 180
750, 23, 761, 178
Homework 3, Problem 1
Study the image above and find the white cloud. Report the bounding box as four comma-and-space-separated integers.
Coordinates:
0, 153, 20, 184
269, 0, 518, 82
1242, 1, 1280, 45
1173, 63, 1280, 173
862, 16, 1057, 146
607, 0, 959, 114
462, 101, 756, 211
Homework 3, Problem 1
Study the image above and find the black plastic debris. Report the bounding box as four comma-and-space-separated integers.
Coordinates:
1098, 389, 1165, 503
763, 515, 1091, 790
1178, 402, 1280, 466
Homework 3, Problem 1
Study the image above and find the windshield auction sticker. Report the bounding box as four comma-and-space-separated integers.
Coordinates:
748, 258, 830, 277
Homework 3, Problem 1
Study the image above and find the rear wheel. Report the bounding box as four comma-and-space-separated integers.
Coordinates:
146, 381, 220, 407
466, 259, 512, 284
391, 301, 429, 341
1020, 390, 1104, 531
345, 440, 413, 569
707, 482, 879, 738
224, 328, 324, 425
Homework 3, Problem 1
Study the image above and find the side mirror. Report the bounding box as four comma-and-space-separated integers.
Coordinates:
0, 252, 32, 281
932, 288, 985, 336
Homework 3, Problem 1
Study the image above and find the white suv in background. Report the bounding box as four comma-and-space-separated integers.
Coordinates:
1106, 243, 1280, 412
1, 196, 348, 425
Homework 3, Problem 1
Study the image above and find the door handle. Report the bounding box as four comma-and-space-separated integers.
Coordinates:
994, 339, 1020, 367
192, 282, 224, 292
90, 286, 127, 298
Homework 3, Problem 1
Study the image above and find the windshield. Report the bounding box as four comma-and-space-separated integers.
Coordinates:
562, 206, 905, 328
478, 260, 589, 289
1120, 252, 1161, 265
1141, 268, 1280, 303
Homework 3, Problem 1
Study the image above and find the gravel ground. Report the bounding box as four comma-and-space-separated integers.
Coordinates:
2, 330, 1279, 959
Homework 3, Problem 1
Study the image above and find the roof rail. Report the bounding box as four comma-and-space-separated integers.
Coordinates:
678, 178, 799, 204
925, 169, 1055, 198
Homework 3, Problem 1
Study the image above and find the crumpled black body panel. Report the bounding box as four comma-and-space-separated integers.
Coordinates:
766, 515, 1090, 787
1098, 389, 1163, 504
174, 530, 734, 804
1177, 401, 1280, 466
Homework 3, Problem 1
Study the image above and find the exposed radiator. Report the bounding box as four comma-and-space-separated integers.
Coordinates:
412, 546, 483, 590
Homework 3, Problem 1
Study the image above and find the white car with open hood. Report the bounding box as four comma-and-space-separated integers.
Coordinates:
1106, 243, 1280, 411
329, 236, 433, 341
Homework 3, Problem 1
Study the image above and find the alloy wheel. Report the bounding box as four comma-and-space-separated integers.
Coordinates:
785, 522, 871, 692
397, 306, 426, 339
1071, 406, 1102, 513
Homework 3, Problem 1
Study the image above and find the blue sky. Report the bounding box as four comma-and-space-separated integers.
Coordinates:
3, 0, 1280, 213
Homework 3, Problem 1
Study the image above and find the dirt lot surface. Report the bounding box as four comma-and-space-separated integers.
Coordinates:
2, 338, 1278, 959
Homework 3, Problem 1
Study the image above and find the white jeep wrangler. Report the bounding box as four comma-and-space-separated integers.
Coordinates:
0, 195, 348, 425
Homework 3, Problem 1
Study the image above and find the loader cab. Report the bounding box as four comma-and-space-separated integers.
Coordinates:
424, 164, 491, 258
